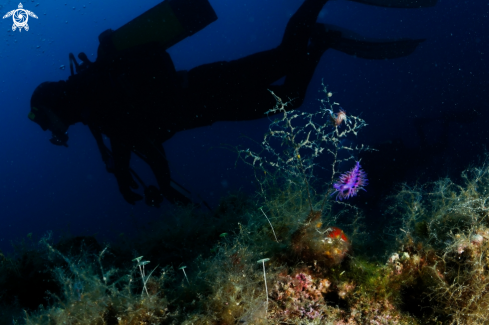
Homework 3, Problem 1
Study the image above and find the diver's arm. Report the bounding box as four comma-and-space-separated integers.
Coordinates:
110, 139, 143, 205
137, 141, 193, 206
88, 125, 114, 173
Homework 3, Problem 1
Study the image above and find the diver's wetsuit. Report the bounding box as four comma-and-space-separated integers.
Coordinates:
63, 0, 331, 205
30, 0, 426, 206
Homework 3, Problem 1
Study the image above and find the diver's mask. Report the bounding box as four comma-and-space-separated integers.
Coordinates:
28, 105, 69, 147
29, 81, 71, 147
45, 107, 69, 147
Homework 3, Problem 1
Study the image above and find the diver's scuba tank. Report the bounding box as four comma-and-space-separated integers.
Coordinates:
70, 0, 217, 74
110, 0, 217, 51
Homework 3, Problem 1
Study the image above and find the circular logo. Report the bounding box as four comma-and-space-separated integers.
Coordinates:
2, 3, 38, 32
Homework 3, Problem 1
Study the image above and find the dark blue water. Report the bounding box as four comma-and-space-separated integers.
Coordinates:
0, 0, 487, 253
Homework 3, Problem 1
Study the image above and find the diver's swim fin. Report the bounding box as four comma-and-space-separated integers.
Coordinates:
332, 37, 425, 60
346, 0, 437, 8
320, 24, 425, 60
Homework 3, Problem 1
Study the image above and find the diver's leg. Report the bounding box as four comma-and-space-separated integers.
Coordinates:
269, 0, 334, 107
184, 0, 329, 124
279, 0, 329, 59
111, 139, 143, 205
273, 24, 342, 107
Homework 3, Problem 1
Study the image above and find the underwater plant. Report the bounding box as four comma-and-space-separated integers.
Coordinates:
381, 161, 489, 324
19, 84, 489, 325
18, 159, 489, 325
240, 82, 369, 213
257, 258, 271, 307
179, 265, 190, 285
132, 256, 157, 296
237, 84, 370, 269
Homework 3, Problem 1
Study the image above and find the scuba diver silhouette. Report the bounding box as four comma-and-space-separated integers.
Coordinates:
28, 0, 436, 207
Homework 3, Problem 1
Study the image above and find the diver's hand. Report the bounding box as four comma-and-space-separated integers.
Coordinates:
120, 188, 143, 205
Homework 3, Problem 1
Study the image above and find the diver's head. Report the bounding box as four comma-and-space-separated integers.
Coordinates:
29, 81, 70, 147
